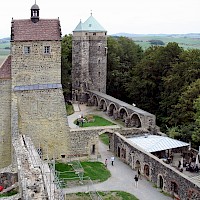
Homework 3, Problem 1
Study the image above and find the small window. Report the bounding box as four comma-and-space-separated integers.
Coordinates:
24, 46, 30, 54
44, 46, 50, 54
93, 33, 96, 36
89, 24, 92, 27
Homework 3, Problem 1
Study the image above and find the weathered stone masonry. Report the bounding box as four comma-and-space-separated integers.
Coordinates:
112, 132, 200, 200
0, 56, 12, 169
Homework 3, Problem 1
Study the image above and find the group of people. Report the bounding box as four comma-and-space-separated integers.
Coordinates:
105, 156, 115, 167
186, 162, 199, 172
104, 157, 142, 188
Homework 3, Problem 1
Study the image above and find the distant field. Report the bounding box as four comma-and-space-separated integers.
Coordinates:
0, 56, 7, 65
132, 36, 200, 50
0, 37, 200, 66
0, 42, 10, 65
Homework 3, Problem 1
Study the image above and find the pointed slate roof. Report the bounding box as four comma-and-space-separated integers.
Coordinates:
73, 20, 83, 32
74, 14, 106, 32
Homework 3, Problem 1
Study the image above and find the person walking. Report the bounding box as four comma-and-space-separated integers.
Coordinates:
111, 156, 115, 166
134, 174, 139, 188
105, 159, 108, 168
138, 169, 142, 179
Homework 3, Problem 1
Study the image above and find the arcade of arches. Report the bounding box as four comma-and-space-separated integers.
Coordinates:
90, 94, 143, 128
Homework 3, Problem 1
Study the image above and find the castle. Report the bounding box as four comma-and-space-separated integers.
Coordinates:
0, 2, 200, 200
0, 2, 71, 169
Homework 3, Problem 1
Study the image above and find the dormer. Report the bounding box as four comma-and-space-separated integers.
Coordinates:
31, 2, 40, 23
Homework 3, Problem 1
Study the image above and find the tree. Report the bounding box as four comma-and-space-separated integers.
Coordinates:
61, 34, 72, 100
107, 36, 143, 102
148, 40, 165, 46
174, 79, 200, 125
192, 97, 200, 146
126, 43, 183, 118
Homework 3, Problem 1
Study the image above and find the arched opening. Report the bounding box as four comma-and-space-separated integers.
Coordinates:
108, 103, 117, 117
144, 164, 150, 177
158, 175, 164, 190
91, 144, 95, 155
130, 114, 141, 128
118, 146, 120, 157
99, 131, 113, 151
92, 95, 98, 107
119, 107, 128, 122
99, 99, 107, 112
135, 160, 141, 170
171, 181, 179, 196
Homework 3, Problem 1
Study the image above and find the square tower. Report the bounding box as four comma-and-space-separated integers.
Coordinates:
72, 14, 107, 103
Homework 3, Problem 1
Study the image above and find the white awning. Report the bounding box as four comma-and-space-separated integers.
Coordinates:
127, 135, 189, 153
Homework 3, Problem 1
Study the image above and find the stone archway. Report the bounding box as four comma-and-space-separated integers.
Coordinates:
158, 174, 164, 190
99, 98, 107, 112
135, 160, 141, 170
171, 181, 179, 199
119, 107, 128, 122
144, 164, 150, 177
130, 113, 141, 128
108, 103, 117, 117
92, 95, 98, 107
99, 130, 114, 151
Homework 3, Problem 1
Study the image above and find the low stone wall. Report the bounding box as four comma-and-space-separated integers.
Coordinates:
69, 128, 101, 157
112, 133, 200, 200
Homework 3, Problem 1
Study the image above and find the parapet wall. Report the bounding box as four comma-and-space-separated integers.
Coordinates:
0, 79, 11, 169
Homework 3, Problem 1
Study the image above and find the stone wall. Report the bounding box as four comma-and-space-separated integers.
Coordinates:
112, 133, 200, 200
72, 31, 107, 102
0, 79, 12, 169
88, 34, 107, 93
0, 172, 18, 189
69, 128, 100, 157
15, 88, 70, 159
11, 41, 61, 88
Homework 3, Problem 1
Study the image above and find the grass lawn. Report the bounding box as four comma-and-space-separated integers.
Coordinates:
66, 104, 74, 116
81, 161, 111, 182
74, 115, 115, 127
55, 162, 78, 179
0, 190, 18, 197
55, 161, 111, 182
66, 191, 139, 200
99, 133, 109, 146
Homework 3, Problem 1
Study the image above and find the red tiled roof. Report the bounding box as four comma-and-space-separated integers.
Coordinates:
0, 55, 11, 79
12, 19, 61, 41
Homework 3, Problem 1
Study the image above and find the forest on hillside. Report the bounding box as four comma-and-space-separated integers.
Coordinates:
61, 34, 200, 149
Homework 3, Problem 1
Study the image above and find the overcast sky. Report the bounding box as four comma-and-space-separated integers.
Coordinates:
1, 0, 200, 38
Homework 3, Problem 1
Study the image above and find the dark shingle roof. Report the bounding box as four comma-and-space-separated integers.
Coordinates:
0, 55, 11, 79
31, 3, 40, 10
12, 19, 61, 41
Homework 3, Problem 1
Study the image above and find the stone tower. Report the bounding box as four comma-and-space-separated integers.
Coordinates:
72, 13, 107, 103
9, 2, 70, 160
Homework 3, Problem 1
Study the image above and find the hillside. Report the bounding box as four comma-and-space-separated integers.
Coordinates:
1, 33, 200, 65
111, 33, 200, 50
0, 38, 10, 65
